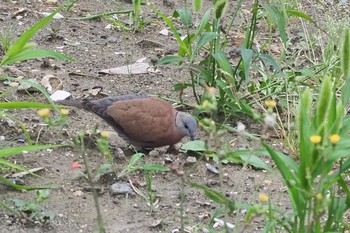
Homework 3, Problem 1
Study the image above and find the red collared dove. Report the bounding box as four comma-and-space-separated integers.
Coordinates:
56, 95, 197, 151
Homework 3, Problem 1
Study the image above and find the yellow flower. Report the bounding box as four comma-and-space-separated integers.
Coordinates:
100, 131, 109, 139
329, 134, 340, 144
310, 135, 322, 144
198, 121, 204, 128
60, 109, 69, 116
207, 87, 216, 94
265, 100, 276, 108
259, 193, 269, 203
316, 193, 323, 201
202, 100, 209, 107
37, 109, 50, 118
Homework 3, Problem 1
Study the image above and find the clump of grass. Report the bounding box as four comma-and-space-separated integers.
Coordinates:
0, 26, 14, 55
0, 190, 55, 226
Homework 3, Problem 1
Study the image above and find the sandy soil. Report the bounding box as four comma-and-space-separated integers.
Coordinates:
1, 0, 348, 232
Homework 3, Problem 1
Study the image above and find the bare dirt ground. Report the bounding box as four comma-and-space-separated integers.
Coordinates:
1, 0, 349, 232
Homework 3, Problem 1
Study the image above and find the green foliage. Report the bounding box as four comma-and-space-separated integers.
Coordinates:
0, 190, 55, 226
64, 0, 79, 12
118, 153, 170, 178
264, 39, 350, 231
0, 8, 73, 191
154, 1, 315, 122
0, 7, 75, 66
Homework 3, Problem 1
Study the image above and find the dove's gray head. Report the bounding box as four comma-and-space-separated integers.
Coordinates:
176, 112, 197, 141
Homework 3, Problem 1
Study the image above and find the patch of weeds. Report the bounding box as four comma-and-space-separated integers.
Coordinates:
0, 7, 74, 188
118, 152, 170, 211
1, 190, 55, 226
0, 26, 14, 55
64, 0, 79, 12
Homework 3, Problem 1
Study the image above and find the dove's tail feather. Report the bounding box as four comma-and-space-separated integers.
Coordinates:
56, 99, 85, 109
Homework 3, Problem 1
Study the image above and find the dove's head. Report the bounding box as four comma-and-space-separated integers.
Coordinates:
176, 112, 197, 141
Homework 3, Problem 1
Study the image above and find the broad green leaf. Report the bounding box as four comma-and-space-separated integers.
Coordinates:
195, 10, 211, 37
181, 140, 206, 152
193, 0, 203, 12
212, 51, 234, 81
259, 53, 281, 73
97, 163, 112, 174
214, 0, 227, 20
187, 64, 213, 82
158, 55, 186, 65
263, 5, 287, 44
173, 83, 192, 91
316, 76, 332, 128
298, 89, 312, 168
141, 164, 170, 172
173, 7, 192, 27
224, 151, 272, 172
128, 153, 144, 167
263, 143, 301, 213
241, 48, 253, 81
192, 32, 217, 58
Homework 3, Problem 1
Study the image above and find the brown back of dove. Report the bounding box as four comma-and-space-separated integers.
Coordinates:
56, 95, 197, 151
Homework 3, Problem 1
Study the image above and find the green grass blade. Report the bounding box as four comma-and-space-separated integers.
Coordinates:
262, 5, 287, 45
0, 144, 65, 158
1, 49, 75, 66
193, 0, 203, 12
214, 0, 227, 20
193, 32, 217, 57
191, 182, 235, 212
0, 101, 53, 109
0, 159, 41, 178
341, 29, 350, 105
158, 55, 186, 65
195, 10, 211, 37
0, 111, 32, 145
212, 51, 234, 78
286, 9, 313, 22
152, 7, 191, 56
1, 7, 62, 66
173, 7, 192, 27
0, 175, 55, 190
262, 142, 302, 214
297, 89, 312, 186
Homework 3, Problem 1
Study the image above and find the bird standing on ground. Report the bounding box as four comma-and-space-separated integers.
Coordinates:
56, 95, 197, 151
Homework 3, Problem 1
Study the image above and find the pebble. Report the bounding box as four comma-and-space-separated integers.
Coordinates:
206, 163, 219, 174
185, 156, 197, 164
110, 182, 133, 195
71, 170, 86, 181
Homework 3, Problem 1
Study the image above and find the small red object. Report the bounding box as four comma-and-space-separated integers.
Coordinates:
71, 163, 81, 169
